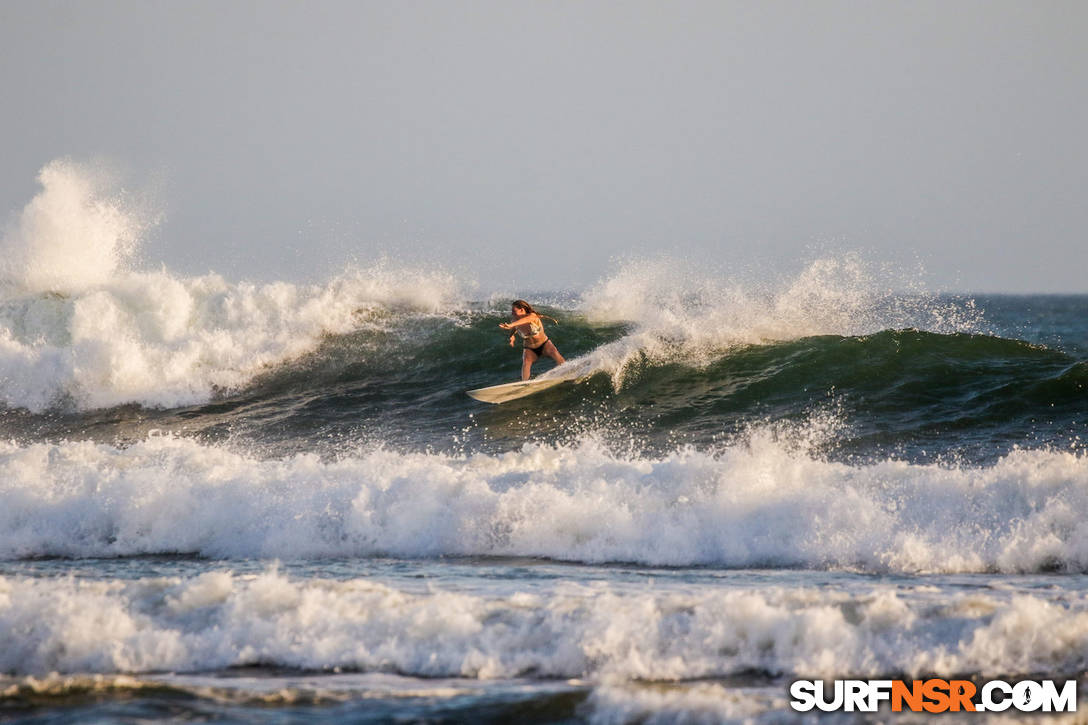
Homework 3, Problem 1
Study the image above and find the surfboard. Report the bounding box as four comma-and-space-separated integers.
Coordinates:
466, 372, 580, 404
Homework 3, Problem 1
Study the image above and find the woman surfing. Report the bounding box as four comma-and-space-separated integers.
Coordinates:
499, 300, 565, 380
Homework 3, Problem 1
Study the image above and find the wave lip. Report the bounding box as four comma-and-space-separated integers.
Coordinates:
2, 434, 1087, 573
2, 570, 1087, 680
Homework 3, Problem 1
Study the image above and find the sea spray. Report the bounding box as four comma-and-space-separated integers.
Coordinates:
0, 159, 151, 296
570, 256, 987, 390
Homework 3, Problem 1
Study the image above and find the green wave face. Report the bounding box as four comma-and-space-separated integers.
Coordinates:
9, 301, 1083, 466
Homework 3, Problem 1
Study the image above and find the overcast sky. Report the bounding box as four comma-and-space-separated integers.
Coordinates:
1, 0, 1085, 292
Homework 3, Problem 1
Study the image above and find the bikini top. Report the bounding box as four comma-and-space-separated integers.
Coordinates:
516, 316, 544, 338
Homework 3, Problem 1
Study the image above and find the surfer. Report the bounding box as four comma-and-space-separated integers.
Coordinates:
499, 300, 565, 380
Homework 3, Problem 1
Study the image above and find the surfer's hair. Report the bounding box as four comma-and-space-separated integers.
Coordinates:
511, 300, 558, 325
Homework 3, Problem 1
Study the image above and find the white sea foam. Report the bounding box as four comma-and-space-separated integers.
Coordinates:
0, 265, 464, 412
1, 432, 1086, 573
1, 568, 1087, 679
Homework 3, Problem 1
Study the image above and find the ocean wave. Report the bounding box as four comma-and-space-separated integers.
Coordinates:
1, 432, 1087, 572
2, 568, 1086, 679
2, 161, 1006, 418
1, 159, 1080, 471
0, 161, 469, 413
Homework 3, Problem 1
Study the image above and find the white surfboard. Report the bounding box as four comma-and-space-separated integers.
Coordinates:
466, 372, 581, 404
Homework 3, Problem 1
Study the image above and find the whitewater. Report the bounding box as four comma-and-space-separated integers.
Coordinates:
2, 161, 1087, 723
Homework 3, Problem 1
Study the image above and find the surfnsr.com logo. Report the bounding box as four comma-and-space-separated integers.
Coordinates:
790, 679, 1077, 713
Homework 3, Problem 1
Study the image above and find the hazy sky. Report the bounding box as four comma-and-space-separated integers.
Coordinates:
1, 0, 1086, 292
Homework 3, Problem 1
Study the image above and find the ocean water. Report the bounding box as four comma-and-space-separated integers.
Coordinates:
1, 162, 1087, 723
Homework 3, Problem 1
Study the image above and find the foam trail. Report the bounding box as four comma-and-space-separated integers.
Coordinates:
1, 432, 1087, 572
2, 570, 1087, 679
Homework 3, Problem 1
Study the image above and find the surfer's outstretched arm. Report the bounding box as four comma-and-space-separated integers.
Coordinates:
499, 313, 539, 332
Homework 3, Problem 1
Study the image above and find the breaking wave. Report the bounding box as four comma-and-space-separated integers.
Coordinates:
1, 431, 1086, 573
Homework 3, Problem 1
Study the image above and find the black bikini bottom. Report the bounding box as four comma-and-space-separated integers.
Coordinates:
524, 340, 549, 356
